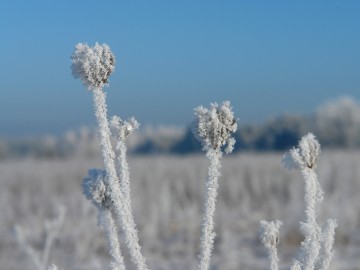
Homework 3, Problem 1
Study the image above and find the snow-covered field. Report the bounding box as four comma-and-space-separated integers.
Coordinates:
1, 151, 360, 270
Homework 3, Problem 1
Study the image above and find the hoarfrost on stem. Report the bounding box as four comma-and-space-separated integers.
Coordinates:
110, 115, 139, 203
83, 169, 126, 270
259, 220, 282, 270
317, 219, 338, 270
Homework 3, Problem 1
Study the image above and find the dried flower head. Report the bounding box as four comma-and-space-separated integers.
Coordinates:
71, 42, 115, 90
82, 169, 112, 209
193, 101, 237, 154
259, 220, 282, 249
110, 115, 140, 141
283, 133, 321, 170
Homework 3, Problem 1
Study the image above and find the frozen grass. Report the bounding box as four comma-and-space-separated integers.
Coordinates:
2, 151, 360, 269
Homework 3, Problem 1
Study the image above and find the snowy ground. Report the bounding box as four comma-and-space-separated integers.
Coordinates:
1, 151, 360, 270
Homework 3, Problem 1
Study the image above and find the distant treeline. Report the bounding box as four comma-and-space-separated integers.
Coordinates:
1, 97, 360, 159
137, 97, 360, 154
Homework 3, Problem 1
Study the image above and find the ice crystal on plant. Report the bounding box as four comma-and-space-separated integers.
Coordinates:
193, 101, 237, 155
82, 169, 112, 209
71, 43, 115, 90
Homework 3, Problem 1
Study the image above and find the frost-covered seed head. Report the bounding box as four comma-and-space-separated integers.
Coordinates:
110, 115, 139, 141
283, 133, 321, 170
193, 101, 237, 154
71, 43, 115, 90
259, 220, 282, 249
82, 169, 112, 209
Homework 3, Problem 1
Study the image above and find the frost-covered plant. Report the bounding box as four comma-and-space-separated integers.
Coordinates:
284, 133, 327, 270
317, 219, 338, 270
193, 101, 237, 270
259, 220, 282, 270
15, 206, 66, 270
110, 116, 139, 202
71, 43, 115, 90
83, 169, 125, 270
193, 101, 237, 156
260, 133, 337, 270
83, 169, 112, 210
72, 43, 148, 270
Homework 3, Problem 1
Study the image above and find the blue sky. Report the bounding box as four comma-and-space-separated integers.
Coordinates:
0, 1, 359, 136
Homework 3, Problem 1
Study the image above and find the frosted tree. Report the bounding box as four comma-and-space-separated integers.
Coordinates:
72, 43, 149, 270
282, 133, 337, 270
193, 101, 237, 270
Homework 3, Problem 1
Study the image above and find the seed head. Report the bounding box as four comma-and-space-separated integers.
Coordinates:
259, 220, 282, 249
71, 42, 115, 90
82, 169, 112, 209
193, 101, 237, 154
283, 133, 321, 170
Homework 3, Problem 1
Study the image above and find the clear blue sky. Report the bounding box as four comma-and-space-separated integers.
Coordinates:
1, 1, 359, 136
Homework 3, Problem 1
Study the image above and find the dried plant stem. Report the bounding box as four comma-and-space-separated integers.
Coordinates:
293, 168, 323, 270
115, 139, 131, 201
92, 88, 148, 270
15, 224, 44, 270
198, 151, 222, 270
269, 244, 279, 270
317, 219, 337, 270
99, 208, 126, 270
259, 220, 282, 270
